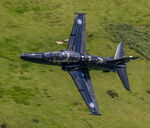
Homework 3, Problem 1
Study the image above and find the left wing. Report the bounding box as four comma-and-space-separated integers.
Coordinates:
67, 13, 86, 54
68, 70, 100, 115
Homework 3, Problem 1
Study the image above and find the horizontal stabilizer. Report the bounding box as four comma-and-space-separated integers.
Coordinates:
107, 56, 139, 65
116, 67, 130, 91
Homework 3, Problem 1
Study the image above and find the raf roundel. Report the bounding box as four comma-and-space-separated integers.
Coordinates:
90, 102, 95, 108
77, 19, 82, 25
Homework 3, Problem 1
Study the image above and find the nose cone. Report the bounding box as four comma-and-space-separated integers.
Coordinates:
20, 53, 43, 63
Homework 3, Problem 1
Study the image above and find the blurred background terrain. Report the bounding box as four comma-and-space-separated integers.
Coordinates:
0, 0, 150, 127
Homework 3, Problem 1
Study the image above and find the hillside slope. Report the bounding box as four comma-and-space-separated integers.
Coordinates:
0, 0, 150, 128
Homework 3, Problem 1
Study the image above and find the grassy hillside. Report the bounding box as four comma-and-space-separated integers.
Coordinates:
0, 0, 150, 128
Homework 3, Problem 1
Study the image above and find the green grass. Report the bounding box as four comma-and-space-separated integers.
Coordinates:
106, 23, 150, 60
0, 0, 150, 127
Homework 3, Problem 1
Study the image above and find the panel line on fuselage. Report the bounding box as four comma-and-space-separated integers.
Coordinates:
64, 51, 70, 61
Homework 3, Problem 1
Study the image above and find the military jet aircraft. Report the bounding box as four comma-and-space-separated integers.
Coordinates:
20, 13, 138, 115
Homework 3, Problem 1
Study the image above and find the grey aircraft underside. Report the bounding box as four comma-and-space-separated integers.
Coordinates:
20, 13, 138, 115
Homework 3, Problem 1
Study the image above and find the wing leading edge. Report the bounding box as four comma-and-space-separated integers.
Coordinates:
68, 70, 100, 115
67, 13, 86, 54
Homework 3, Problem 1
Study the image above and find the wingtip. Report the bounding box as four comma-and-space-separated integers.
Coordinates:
74, 12, 86, 15
89, 112, 101, 116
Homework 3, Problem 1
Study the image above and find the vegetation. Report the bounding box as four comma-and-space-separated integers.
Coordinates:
0, 0, 150, 128
106, 23, 150, 60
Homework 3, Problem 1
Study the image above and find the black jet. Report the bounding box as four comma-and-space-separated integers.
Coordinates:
20, 13, 138, 115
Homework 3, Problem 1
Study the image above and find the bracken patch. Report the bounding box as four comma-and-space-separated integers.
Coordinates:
106, 23, 150, 60
107, 90, 119, 98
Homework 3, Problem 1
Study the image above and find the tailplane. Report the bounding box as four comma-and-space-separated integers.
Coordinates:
116, 67, 130, 91
113, 43, 138, 91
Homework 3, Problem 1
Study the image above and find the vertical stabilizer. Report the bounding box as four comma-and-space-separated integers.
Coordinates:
114, 42, 124, 59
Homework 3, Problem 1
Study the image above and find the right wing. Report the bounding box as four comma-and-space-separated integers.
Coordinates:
67, 13, 86, 54
68, 70, 100, 115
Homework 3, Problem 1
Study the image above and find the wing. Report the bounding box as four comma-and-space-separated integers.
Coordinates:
68, 70, 100, 115
67, 13, 86, 54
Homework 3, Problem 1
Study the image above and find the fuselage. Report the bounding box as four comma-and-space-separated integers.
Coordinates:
20, 50, 115, 71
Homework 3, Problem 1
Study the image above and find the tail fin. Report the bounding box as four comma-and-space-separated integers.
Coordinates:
115, 43, 130, 91
114, 42, 124, 59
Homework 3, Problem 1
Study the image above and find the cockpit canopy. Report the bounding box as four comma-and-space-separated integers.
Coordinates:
53, 51, 68, 61
44, 50, 81, 62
